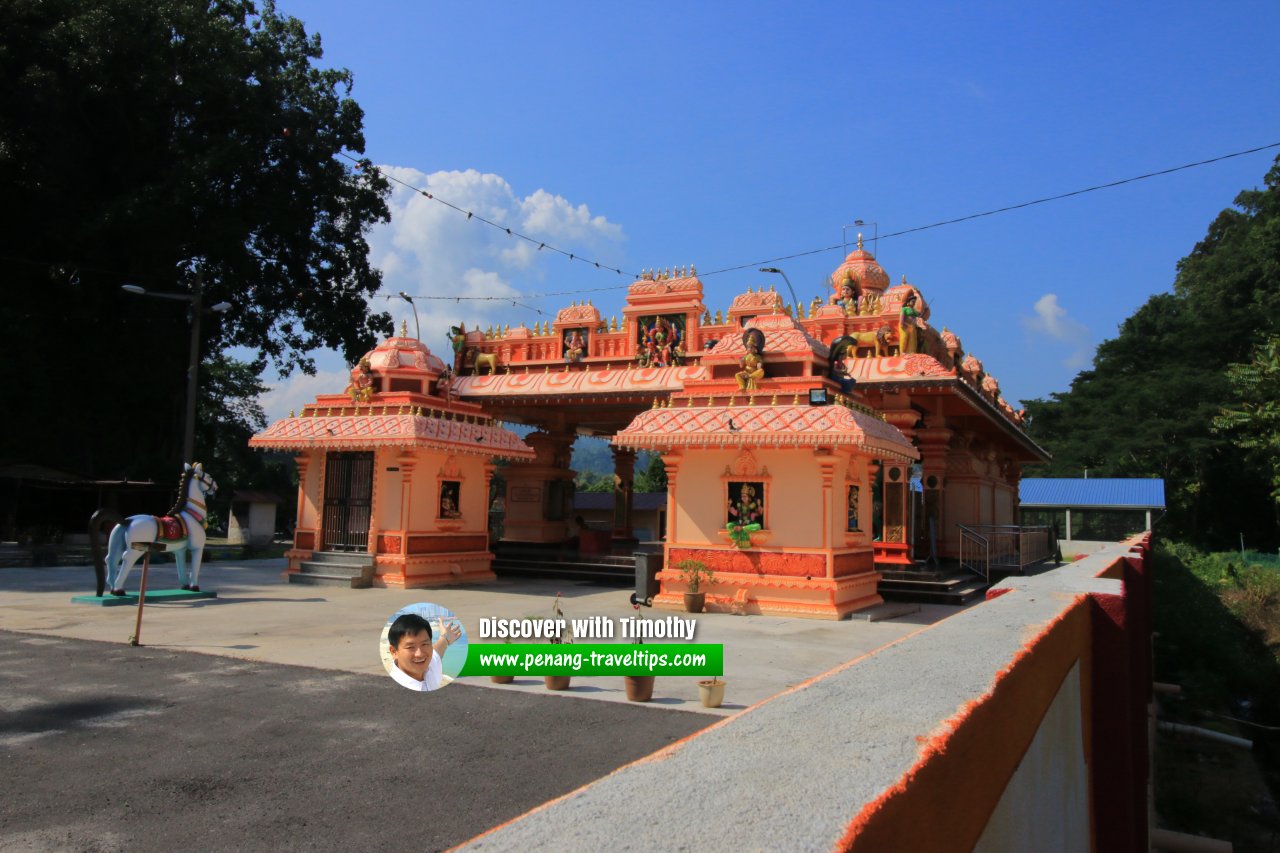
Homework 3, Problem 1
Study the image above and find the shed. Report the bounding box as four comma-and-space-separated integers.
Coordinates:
574, 491, 667, 542
228, 490, 283, 546
1019, 478, 1165, 542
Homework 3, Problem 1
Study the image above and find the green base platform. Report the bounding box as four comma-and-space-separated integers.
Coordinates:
72, 589, 218, 606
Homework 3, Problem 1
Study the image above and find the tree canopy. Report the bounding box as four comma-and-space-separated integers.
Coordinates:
1024, 155, 1280, 547
0, 0, 391, 485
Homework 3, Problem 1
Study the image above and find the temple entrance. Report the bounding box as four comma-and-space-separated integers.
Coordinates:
321, 451, 374, 552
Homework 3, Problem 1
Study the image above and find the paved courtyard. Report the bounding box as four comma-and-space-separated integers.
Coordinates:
0, 558, 969, 849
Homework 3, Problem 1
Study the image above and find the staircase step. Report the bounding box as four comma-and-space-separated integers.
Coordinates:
287, 571, 372, 589
306, 551, 376, 568
298, 561, 368, 578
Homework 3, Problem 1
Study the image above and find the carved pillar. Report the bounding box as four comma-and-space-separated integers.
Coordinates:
483, 462, 496, 548
293, 453, 311, 551
661, 451, 682, 544
397, 452, 417, 558
365, 448, 381, 556
610, 446, 636, 539
915, 416, 952, 561
816, 449, 837, 559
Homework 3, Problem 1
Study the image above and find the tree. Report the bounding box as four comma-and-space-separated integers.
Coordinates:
0, 0, 390, 482
1214, 335, 1280, 504
634, 452, 667, 492
1024, 154, 1280, 548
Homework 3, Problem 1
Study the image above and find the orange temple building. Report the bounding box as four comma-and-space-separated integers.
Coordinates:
253, 240, 1049, 614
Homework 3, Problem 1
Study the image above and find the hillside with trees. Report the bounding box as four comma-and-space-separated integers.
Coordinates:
1024, 155, 1280, 549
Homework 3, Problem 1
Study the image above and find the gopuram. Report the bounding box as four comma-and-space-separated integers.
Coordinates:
252, 239, 1048, 616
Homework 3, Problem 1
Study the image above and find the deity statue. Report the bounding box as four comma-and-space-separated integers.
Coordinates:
563, 329, 586, 363
898, 293, 920, 355
448, 324, 467, 373
831, 278, 858, 317
736, 328, 765, 391
345, 357, 375, 403
728, 483, 762, 527
638, 317, 681, 368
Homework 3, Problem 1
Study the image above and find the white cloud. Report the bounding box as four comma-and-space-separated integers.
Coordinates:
366, 166, 626, 351
1021, 293, 1094, 369
251, 167, 628, 424
259, 368, 351, 424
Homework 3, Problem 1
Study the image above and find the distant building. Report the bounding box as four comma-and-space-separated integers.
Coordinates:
1019, 478, 1165, 542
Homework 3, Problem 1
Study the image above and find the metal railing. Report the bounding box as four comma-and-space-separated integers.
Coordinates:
959, 526, 989, 581
959, 524, 1053, 576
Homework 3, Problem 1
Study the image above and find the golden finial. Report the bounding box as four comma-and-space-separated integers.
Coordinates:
685, 396, 693, 407
714, 309, 723, 324
399, 319, 408, 338
748, 394, 755, 405
770, 394, 777, 406
769, 283, 776, 292
728, 394, 736, 406
605, 361, 611, 371
690, 263, 697, 276
324, 407, 332, 417
288, 409, 296, 418
544, 364, 549, 373
792, 393, 800, 405
901, 274, 907, 285
783, 304, 793, 318
588, 299, 593, 306
857, 233, 864, 250
652, 397, 660, 410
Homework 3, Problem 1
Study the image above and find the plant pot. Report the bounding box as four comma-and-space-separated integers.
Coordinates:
544, 675, 572, 691
698, 679, 726, 708
624, 675, 655, 702
489, 675, 515, 684
683, 592, 706, 613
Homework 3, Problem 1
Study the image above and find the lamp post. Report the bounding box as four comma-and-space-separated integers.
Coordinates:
398, 291, 420, 339
757, 267, 801, 317
122, 274, 232, 464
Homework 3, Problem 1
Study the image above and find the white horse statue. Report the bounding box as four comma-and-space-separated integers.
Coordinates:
105, 463, 218, 595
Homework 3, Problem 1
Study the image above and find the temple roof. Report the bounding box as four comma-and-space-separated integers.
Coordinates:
366, 331, 447, 376
248, 412, 535, 459
707, 313, 826, 359
830, 238, 891, 295
612, 404, 918, 461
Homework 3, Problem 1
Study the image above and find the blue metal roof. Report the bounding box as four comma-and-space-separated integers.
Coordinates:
1019, 478, 1165, 509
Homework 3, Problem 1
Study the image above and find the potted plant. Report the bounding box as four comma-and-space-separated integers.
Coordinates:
675, 559, 714, 613
544, 592, 573, 690
490, 638, 515, 684
698, 675, 726, 708
623, 602, 655, 702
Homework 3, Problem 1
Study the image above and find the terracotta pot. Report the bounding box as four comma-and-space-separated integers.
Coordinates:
489, 675, 514, 684
544, 675, 572, 691
698, 679, 726, 708
683, 592, 706, 613
624, 675, 656, 702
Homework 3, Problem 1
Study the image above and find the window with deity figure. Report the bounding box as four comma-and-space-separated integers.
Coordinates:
726, 481, 765, 529
439, 481, 462, 519
847, 485, 861, 532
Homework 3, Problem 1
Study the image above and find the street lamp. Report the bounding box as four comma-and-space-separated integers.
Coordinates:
757, 267, 801, 318
121, 274, 231, 465
398, 291, 420, 339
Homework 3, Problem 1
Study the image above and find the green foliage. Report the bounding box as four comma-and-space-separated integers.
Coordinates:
1024, 155, 1280, 548
634, 453, 667, 492
1154, 542, 1280, 716
1215, 334, 1280, 502
0, 0, 390, 483
573, 470, 614, 493
674, 558, 714, 593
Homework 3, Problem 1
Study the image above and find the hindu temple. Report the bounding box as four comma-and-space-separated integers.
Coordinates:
251, 239, 1050, 615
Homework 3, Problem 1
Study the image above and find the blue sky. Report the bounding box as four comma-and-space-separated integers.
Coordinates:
260, 0, 1280, 421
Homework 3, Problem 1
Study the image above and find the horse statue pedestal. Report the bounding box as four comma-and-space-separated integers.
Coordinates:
71, 588, 218, 607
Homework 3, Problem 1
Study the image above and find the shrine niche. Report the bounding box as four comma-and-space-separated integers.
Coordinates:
561, 328, 588, 362
636, 315, 685, 367
847, 484, 861, 532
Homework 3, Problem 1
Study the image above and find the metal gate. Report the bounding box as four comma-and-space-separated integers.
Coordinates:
321, 452, 374, 552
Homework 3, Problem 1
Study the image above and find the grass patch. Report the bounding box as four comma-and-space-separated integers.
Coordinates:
1153, 541, 1280, 847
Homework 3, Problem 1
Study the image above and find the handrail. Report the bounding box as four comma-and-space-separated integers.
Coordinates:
961, 525, 1052, 573
958, 525, 989, 582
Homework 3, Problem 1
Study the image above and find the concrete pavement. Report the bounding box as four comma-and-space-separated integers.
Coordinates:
0, 559, 967, 714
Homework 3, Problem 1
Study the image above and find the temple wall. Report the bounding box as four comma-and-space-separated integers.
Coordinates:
458, 535, 1154, 852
